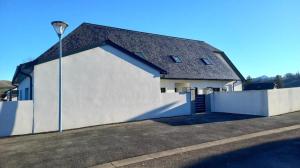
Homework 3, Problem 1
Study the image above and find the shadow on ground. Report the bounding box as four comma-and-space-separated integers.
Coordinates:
0, 102, 17, 137
152, 112, 261, 126
184, 137, 300, 168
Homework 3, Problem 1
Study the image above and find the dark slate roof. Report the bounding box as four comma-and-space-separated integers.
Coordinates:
13, 23, 244, 83
244, 82, 275, 90
12, 61, 34, 84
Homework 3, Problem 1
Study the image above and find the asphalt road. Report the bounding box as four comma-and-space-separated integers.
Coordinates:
0, 112, 300, 168
121, 129, 300, 168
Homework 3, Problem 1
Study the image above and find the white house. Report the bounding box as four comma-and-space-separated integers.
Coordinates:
9, 23, 244, 134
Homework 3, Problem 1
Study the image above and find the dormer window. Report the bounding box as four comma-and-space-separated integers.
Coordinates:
170, 55, 182, 63
201, 58, 212, 65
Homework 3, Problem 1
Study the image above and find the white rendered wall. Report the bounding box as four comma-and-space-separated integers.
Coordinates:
209, 90, 269, 116
235, 81, 243, 91
268, 87, 300, 116
208, 87, 300, 116
33, 45, 191, 133
160, 79, 242, 93
214, 52, 243, 92
227, 80, 243, 91
0, 101, 33, 137
18, 75, 31, 100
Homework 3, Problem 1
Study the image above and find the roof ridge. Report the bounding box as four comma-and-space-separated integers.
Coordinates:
12, 22, 243, 83
82, 22, 205, 43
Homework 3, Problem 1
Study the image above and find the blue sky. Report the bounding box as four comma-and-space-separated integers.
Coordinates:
0, 0, 299, 80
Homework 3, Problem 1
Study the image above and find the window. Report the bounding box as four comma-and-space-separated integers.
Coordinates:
25, 88, 29, 100
213, 88, 221, 92
170, 55, 182, 63
174, 88, 178, 92
161, 88, 166, 93
201, 58, 212, 65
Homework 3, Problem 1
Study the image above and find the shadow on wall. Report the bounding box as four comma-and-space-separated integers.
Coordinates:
128, 93, 191, 122
183, 137, 300, 168
128, 91, 259, 127
0, 102, 17, 137
128, 102, 183, 121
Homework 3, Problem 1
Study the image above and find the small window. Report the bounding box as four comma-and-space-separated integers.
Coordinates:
213, 88, 221, 92
201, 58, 212, 65
161, 88, 166, 93
170, 55, 182, 63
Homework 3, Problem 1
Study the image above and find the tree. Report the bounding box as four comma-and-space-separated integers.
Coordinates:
246, 75, 252, 83
244, 75, 252, 86
296, 72, 300, 79
274, 75, 284, 88
284, 73, 294, 79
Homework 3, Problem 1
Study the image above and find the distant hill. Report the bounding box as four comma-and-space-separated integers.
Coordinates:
0, 80, 14, 95
250, 74, 300, 88
0, 80, 13, 88
252, 75, 274, 83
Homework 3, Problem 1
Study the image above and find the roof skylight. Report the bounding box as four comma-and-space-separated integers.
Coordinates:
201, 58, 212, 65
170, 55, 182, 63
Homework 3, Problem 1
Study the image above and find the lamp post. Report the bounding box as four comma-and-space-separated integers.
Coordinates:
51, 21, 68, 132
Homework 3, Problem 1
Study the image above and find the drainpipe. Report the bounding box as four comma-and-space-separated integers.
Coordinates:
232, 80, 238, 91
9, 90, 12, 101
12, 84, 18, 101
19, 71, 33, 100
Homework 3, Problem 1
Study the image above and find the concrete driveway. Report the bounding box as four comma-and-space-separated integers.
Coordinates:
0, 112, 300, 168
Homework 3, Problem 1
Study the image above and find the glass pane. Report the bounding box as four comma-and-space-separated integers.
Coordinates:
201, 58, 212, 65
171, 56, 182, 63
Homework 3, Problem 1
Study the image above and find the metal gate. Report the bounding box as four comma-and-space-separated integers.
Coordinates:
195, 94, 206, 113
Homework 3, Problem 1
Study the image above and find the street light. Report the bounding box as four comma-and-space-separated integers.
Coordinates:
51, 21, 68, 132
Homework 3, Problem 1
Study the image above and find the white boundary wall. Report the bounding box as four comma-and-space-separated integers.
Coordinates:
208, 87, 300, 116
0, 93, 190, 137
158, 93, 191, 118
268, 87, 300, 116
0, 101, 33, 137
209, 90, 268, 116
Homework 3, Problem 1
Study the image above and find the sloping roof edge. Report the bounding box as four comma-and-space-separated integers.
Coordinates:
12, 40, 168, 84
12, 61, 35, 85
214, 51, 245, 81
12, 23, 244, 84
103, 40, 167, 74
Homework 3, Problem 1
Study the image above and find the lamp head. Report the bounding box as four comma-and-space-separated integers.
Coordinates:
51, 21, 68, 36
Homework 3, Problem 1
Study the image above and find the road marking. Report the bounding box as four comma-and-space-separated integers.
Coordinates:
91, 124, 300, 168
